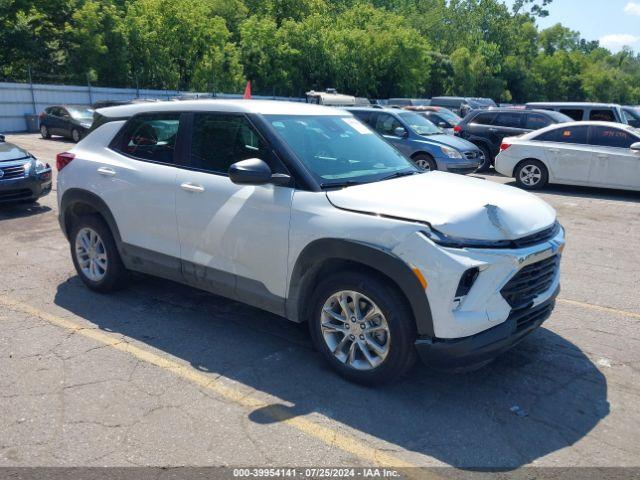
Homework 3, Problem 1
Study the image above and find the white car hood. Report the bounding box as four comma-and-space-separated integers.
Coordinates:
326, 172, 557, 241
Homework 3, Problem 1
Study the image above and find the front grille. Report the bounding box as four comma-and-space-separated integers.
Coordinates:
501, 255, 559, 310
0, 188, 32, 200
508, 299, 556, 332
0, 164, 26, 180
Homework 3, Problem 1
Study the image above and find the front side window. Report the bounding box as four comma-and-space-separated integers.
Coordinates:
397, 112, 441, 135
118, 113, 181, 163
525, 114, 551, 130
373, 113, 404, 136
266, 114, 416, 185
190, 113, 269, 174
589, 109, 616, 122
493, 112, 523, 128
589, 126, 638, 149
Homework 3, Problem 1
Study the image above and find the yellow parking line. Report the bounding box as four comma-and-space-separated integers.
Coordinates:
558, 298, 640, 320
0, 295, 440, 475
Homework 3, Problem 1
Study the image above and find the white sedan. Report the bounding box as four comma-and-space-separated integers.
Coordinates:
495, 121, 640, 191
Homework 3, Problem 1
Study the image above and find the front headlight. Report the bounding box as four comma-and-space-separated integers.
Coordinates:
440, 146, 463, 159
35, 159, 50, 173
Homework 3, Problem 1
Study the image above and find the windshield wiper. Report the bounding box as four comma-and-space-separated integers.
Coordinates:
320, 180, 364, 190
380, 170, 420, 181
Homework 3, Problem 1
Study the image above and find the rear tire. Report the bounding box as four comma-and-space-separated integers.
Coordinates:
514, 159, 548, 190
71, 128, 81, 143
412, 154, 437, 172
70, 215, 128, 292
309, 271, 417, 385
40, 125, 50, 139
476, 144, 492, 171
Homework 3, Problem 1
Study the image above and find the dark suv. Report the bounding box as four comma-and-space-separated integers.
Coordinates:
454, 108, 572, 170
39, 105, 95, 142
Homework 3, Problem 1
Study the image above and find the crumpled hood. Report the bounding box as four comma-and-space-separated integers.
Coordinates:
0, 142, 30, 162
326, 172, 557, 241
415, 134, 478, 152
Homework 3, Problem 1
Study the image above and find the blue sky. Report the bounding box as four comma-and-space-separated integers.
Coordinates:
502, 0, 640, 52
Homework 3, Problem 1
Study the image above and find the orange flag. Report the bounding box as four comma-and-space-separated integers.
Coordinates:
243, 81, 252, 99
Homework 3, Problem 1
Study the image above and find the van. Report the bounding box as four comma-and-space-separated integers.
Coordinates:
525, 102, 628, 124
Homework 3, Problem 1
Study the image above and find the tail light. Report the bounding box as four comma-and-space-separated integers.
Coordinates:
56, 152, 75, 171
453, 125, 462, 134
500, 142, 512, 152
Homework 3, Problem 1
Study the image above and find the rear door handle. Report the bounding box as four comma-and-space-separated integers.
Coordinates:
97, 167, 116, 176
548, 148, 560, 153
180, 182, 205, 193
488, 128, 499, 133
596, 154, 609, 159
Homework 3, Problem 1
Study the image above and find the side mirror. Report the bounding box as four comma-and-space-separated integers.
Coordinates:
438, 121, 448, 128
393, 126, 408, 138
228, 158, 291, 186
631, 142, 640, 152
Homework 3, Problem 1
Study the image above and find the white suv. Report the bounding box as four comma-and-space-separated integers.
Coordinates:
56, 100, 565, 384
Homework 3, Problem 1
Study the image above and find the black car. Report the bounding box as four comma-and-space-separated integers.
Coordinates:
39, 105, 95, 142
454, 108, 572, 170
0, 135, 52, 204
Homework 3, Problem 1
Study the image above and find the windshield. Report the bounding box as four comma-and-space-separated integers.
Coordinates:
67, 107, 94, 121
398, 112, 442, 135
432, 109, 462, 126
266, 115, 417, 186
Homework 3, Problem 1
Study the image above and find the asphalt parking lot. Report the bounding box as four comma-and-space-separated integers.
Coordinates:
1, 133, 639, 471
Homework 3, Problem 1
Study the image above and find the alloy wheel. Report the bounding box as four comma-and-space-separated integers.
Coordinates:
72, 129, 80, 142
75, 227, 108, 282
519, 164, 542, 186
414, 158, 432, 171
320, 290, 391, 370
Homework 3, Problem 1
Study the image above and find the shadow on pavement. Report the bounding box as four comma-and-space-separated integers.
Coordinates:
54, 273, 609, 470
0, 201, 52, 220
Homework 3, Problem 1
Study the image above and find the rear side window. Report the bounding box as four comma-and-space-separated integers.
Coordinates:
559, 109, 584, 121
589, 126, 637, 149
589, 109, 616, 122
350, 111, 371, 124
471, 113, 496, 125
117, 113, 181, 163
535, 125, 589, 144
190, 113, 269, 175
525, 114, 551, 130
493, 112, 523, 128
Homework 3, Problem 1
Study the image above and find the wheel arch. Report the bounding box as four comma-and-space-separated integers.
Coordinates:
286, 239, 435, 338
59, 189, 123, 248
410, 151, 434, 160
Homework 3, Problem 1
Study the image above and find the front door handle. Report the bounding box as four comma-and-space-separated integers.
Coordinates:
596, 154, 609, 159
180, 182, 205, 193
488, 128, 499, 133
97, 167, 116, 176
547, 148, 560, 153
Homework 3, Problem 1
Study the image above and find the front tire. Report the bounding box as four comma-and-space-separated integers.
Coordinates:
476, 144, 492, 171
70, 215, 128, 292
40, 125, 50, 139
412, 154, 437, 172
309, 271, 417, 385
515, 159, 548, 190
